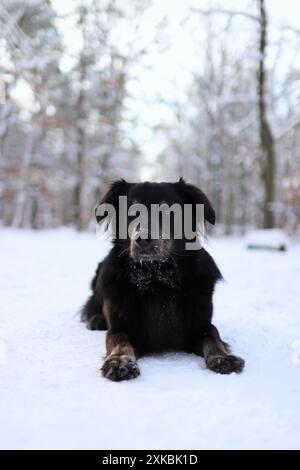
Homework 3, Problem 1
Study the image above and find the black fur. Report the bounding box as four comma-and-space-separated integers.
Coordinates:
81, 179, 245, 379
82, 245, 222, 352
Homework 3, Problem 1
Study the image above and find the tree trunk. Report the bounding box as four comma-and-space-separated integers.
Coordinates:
258, 0, 276, 228
73, 6, 87, 231
12, 128, 37, 227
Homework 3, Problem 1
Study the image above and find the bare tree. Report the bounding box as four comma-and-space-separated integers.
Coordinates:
73, 5, 88, 231
175, 1, 278, 230
258, 0, 276, 228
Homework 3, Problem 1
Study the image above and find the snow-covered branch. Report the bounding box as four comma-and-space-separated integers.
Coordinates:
191, 7, 260, 23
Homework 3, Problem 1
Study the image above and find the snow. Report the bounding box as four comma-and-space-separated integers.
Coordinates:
245, 229, 290, 250
0, 228, 300, 450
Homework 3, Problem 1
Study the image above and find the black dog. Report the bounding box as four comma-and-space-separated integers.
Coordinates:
81, 179, 244, 381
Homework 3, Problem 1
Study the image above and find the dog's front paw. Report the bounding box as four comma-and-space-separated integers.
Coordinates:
101, 354, 140, 381
207, 354, 245, 374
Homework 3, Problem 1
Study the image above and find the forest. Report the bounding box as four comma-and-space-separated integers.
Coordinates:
0, 0, 300, 233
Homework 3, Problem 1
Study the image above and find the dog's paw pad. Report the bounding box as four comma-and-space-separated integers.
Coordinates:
207, 354, 245, 374
101, 355, 140, 381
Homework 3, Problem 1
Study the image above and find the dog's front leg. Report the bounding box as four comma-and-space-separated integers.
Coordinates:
101, 329, 140, 381
194, 324, 245, 374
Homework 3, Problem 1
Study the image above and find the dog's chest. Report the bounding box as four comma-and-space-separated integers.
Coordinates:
137, 292, 184, 353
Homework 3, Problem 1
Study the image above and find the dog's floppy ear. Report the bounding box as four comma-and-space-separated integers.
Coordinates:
176, 177, 216, 225
95, 179, 131, 224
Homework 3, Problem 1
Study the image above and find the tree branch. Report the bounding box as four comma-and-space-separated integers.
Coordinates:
191, 8, 260, 23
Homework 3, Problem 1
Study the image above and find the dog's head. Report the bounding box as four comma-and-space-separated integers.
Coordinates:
96, 178, 215, 263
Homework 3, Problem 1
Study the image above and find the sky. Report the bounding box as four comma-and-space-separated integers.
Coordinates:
50, 0, 300, 179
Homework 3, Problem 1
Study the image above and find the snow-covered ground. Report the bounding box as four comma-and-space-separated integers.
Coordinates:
0, 228, 300, 450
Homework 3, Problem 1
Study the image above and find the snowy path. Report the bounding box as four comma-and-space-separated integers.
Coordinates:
0, 229, 300, 450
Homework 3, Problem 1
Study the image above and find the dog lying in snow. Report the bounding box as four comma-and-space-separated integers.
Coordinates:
81, 179, 244, 381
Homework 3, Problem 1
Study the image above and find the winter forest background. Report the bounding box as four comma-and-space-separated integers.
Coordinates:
1, 0, 300, 233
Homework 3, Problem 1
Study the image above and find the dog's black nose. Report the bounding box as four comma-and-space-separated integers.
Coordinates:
136, 237, 152, 248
